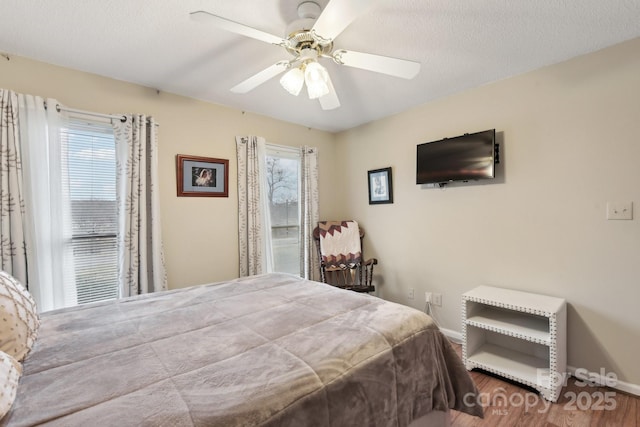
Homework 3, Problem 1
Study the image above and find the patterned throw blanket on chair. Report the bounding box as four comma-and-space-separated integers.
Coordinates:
317, 221, 362, 268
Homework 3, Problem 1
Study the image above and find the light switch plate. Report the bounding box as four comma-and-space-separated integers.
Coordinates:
606, 202, 633, 220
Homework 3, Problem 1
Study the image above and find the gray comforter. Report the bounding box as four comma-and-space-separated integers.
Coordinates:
3, 273, 482, 426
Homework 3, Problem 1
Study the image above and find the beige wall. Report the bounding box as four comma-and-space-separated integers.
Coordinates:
336, 37, 640, 387
0, 55, 339, 289
2, 38, 639, 388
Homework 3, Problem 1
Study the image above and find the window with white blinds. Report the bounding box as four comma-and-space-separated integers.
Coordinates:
62, 116, 118, 305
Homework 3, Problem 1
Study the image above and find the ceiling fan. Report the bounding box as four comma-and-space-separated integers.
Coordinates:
190, 0, 421, 110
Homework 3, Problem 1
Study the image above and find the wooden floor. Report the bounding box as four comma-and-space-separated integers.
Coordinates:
449, 342, 639, 427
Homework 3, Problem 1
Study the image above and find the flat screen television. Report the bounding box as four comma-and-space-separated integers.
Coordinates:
416, 129, 496, 185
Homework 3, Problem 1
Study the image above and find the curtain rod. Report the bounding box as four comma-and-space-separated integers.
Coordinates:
55, 104, 127, 122
43, 102, 159, 125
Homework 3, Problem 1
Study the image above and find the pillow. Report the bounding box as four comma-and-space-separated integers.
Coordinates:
0, 350, 22, 419
0, 271, 39, 361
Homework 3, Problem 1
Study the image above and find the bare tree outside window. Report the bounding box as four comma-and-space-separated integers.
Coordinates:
266, 157, 297, 205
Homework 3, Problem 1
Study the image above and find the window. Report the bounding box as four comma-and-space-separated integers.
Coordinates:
62, 117, 118, 305
265, 146, 300, 275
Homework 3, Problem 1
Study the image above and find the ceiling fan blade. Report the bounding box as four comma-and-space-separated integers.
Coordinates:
190, 11, 287, 46
332, 49, 421, 79
319, 75, 340, 110
311, 0, 385, 43
231, 61, 290, 94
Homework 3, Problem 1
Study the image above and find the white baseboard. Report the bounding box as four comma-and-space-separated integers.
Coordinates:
568, 365, 640, 397
439, 327, 640, 397
439, 327, 462, 344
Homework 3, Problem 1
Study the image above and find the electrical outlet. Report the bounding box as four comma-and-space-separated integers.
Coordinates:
408, 288, 414, 299
432, 293, 442, 307
425, 292, 432, 303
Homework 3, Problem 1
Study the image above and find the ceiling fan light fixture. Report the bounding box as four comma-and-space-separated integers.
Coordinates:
192, 2, 424, 112
280, 67, 305, 96
304, 61, 329, 99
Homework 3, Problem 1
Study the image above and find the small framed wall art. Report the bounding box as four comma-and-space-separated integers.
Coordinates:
176, 154, 229, 197
368, 167, 393, 205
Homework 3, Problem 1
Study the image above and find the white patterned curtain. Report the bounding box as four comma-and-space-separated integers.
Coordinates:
17, 94, 77, 311
0, 90, 28, 284
112, 115, 167, 297
236, 136, 273, 277
300, 146, 319, 280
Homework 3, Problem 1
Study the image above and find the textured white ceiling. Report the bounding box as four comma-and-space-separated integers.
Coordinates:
1, 0, 639, 132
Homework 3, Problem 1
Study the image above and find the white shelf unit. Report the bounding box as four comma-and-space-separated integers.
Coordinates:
462, 286, 566, 402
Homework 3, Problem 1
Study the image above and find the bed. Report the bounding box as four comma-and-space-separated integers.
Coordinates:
2, 272, 483, 426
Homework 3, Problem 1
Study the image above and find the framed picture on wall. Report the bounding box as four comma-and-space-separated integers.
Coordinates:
176, 154, 229, 197
368, 167, 393, 204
